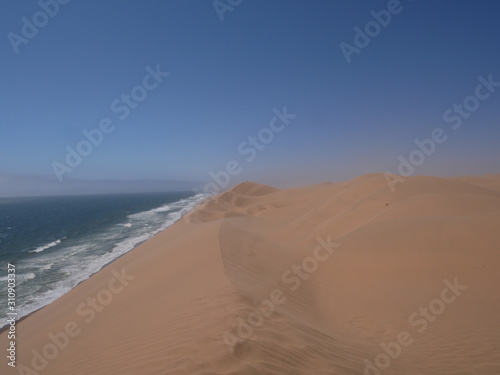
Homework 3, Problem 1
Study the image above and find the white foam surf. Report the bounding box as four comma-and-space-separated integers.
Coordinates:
29, 238, 66, 253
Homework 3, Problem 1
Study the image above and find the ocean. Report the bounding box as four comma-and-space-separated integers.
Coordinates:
0, 191, 209, 327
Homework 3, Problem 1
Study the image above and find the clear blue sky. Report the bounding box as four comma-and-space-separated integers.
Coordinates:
1, 0, 499, 196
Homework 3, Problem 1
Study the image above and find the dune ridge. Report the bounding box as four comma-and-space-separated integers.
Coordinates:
2, 174, 500, 374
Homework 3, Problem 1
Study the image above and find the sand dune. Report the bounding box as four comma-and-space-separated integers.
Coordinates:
2, 174, 500, 374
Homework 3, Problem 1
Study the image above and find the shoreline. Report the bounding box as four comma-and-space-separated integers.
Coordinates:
0, 193, 212, 333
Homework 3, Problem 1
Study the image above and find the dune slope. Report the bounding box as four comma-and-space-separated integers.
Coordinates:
2, 174, 500, 374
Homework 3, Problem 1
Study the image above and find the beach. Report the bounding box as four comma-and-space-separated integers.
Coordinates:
2, 173, 500, 374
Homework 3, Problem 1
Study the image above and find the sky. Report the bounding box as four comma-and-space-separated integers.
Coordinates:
0, 0, 499, 197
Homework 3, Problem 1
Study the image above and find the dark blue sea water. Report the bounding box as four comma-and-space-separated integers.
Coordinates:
0, 192, 208, 326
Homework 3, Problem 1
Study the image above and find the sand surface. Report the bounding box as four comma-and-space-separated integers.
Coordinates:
2, 174, 500, 374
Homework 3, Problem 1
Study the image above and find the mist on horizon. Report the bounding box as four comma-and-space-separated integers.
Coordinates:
1, 1, 499, 197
